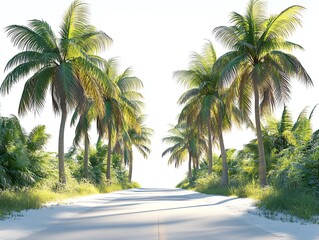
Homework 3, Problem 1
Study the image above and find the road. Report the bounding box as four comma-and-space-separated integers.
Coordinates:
1, 188, 318, 240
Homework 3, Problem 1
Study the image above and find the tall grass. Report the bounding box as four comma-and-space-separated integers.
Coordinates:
188, 175, 319, 221
257, 187, 319, 220
0, 180, 140, 218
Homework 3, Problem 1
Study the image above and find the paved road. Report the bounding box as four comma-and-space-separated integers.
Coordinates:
1, 188, 318, 239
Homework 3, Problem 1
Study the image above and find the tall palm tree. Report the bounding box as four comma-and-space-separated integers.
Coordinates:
0, 0, 112, 183
71, 98, 97, 179
97, 58, 143, 181
175, 41, 245, 186
175, 42, 217, 175
213, 0, 312, 186
123, 115, 153, 182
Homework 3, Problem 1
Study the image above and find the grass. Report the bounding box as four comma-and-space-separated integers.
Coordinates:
190, 177, 319, 221
0, 180, 141, 218
256, 187, 319, 220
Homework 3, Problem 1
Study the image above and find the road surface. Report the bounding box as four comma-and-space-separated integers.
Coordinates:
1, 188, 318, 239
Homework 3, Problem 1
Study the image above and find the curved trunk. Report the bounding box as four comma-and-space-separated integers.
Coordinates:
188, 152, 192, 180
58, 105, 67, 184
128, 147, 133, 182
106, 125, 112, 181
218, 116, 228, 187
253, 82, 267, 187
207, 120, 213, 174
83, 131, 89, 179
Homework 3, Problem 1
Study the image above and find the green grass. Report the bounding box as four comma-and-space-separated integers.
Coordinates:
0, 180, 141, 218
191, 178, 319, 221
256, 187, 319, 220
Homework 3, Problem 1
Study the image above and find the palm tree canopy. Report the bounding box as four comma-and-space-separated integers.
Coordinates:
213, 0, 312, 113
122, 115, 153, 166
97, 58, 144, 140
162, 123, 205, 168
162, 124, 190, 167
71, 98, 98, 146
176, 41, 246, 137
1, 0, 113, 116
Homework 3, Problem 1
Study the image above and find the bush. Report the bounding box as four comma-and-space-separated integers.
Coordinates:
124, 181, 141, 189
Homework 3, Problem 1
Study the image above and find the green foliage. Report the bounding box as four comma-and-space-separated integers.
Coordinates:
302, 156, 319, 195
0, 116, 51, 189
176, 178, 193, 189
0, 180, 133, 218
257, 187, 319, 220
188, 177, 319, 220
1, 0, 113, 184
124, 181, 141, 189
194, 173, 228, 195
213, 0, 312, 187
178, 104, 319, 220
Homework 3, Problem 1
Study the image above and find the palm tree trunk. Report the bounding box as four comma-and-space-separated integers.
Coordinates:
253, 82, 267, 187
207, 121, 213, 174
106, 125, 112, 181
58, 105, 67, 184
218, 117, 228, 187
188, 153, 192, 180
128, 148, 133, 182
195, 157, 199, 170
83, 131, 89, 179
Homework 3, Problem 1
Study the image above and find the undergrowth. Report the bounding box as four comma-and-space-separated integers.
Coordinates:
0, 180, 140, 218
179, 175, 319, 221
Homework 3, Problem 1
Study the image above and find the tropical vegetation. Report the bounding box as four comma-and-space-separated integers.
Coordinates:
0, 0, 151, 216
0, 0, 318, 222
162, 0, 318, 220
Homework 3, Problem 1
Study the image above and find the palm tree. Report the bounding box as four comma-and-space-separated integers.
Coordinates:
265, 105, 314, 152
0, 0, 112, 183
123, 115, 152, 182
71, 99, 97, 179
97, 59, 143, 181
175, 42, 217, 175
162, 123, 205, 180
175, 41, 245, 186
213, 0, 312, 186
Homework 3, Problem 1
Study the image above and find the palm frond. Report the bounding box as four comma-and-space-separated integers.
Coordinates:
18, 66, 54, 115
1, 61, 43, 95
5, 22, 54, 51
262, 5, 304, 40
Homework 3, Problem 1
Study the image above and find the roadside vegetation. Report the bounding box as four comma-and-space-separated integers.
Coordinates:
163, 0, 319, 221
0, 115, 141, 218
0, 0, 150, 217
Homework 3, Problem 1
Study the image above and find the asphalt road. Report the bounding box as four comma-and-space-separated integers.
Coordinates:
2, 188, 318, 240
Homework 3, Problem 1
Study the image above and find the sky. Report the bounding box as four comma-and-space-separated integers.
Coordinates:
0, 0, 318, 187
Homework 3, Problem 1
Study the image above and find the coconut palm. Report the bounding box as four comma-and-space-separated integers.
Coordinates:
175, 42, 217, 175
71, 98, 98, 179
123, 115, 153, 182
97, 58, 144, 181
175, 41, 246, 186
213, 0, 312, 186
265, 105, 315, 152
162, 123, 205, 180
0, 0, 112, 183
